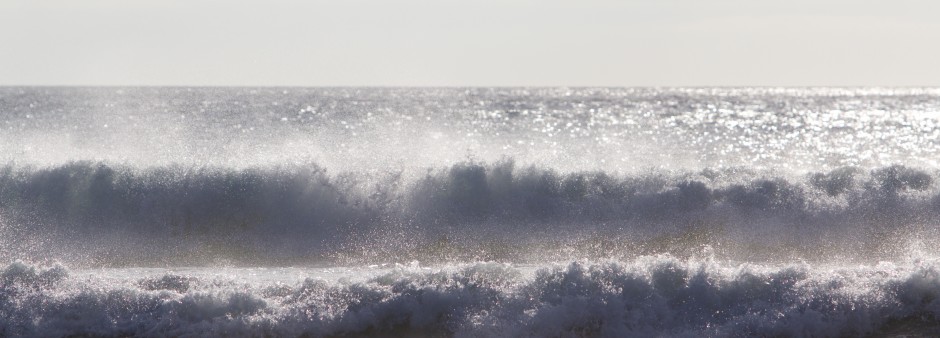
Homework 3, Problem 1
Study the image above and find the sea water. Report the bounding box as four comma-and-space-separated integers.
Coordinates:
2, 87, 940, 336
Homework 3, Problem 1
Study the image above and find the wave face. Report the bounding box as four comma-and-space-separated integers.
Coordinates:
2, 161, 940, 265
4, 258, 940, 337
4, 87, 940, 336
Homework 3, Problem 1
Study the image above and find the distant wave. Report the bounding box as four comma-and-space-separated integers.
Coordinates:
2, 160, 939, 265
4, 258, 940, 337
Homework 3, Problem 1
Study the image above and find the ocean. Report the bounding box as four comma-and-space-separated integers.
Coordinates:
2, 87, 940, 336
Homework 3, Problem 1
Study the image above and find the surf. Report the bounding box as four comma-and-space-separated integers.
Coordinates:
3, 87, 940, 336
2, 160, 939, 266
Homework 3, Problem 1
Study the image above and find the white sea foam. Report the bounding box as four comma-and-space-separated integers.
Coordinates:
3, 257, 940, 337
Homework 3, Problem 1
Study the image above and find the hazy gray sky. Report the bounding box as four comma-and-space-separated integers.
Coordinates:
1, 0, 938, 86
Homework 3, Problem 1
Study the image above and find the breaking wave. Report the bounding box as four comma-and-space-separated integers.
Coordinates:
2, 160, 939, 265
4, 258, 940, 337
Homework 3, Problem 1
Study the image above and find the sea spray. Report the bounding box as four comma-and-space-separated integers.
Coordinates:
2, 161, 939, 265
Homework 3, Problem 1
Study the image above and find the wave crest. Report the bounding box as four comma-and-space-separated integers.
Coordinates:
2, 161, 939, 264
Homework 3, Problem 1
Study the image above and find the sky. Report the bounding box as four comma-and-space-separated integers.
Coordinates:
1, 0, 939, 87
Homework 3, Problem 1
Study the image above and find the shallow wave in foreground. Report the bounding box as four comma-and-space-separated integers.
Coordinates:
3, 258, 940, 337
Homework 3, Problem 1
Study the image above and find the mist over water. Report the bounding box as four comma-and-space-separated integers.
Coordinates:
3, 87, 940, 336
4, 87, 939, 171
